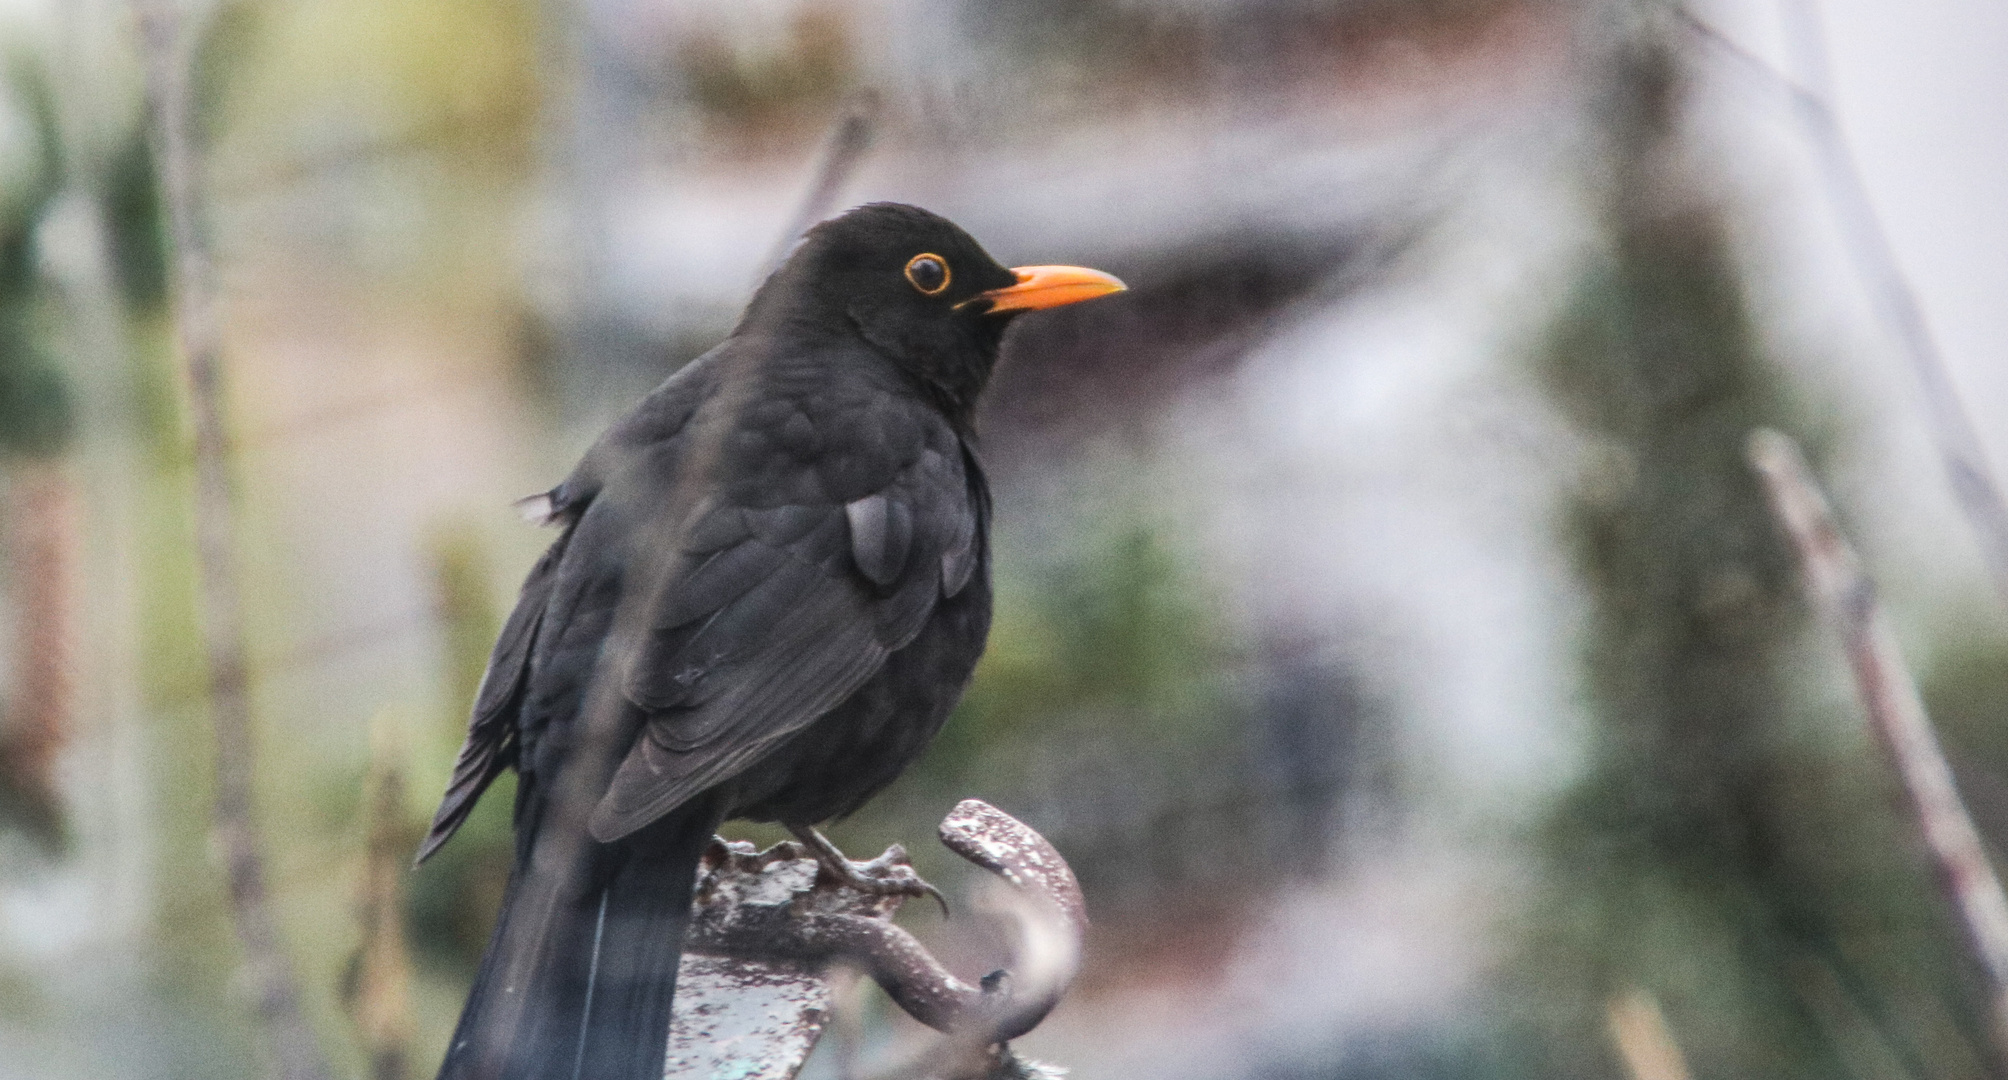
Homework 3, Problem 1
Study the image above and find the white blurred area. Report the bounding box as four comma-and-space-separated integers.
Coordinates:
0, 0, 2004, 1078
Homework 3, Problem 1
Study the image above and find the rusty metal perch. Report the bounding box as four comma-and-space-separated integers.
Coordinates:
666, 799, 1083, 1080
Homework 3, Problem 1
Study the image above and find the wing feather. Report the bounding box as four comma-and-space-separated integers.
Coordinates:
588, 418, 980, 843
417, 345, 724, 860
417, 526, 573, 863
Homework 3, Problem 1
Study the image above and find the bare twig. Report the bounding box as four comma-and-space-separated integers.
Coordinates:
134, 5, 332, 1079
757, 94, 880, 281
1677, 5, 2008, 609
1750, 428, 2008, 1056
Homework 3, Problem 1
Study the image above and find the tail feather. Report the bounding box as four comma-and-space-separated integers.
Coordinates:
437, 802, 720, 1080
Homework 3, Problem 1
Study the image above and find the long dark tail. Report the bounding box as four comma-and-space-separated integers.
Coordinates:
437, 801, 720, 1080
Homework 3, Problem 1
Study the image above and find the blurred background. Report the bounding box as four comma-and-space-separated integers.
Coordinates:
2, 0, 2008, 1077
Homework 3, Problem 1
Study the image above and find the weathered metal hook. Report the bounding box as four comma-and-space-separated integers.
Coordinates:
667, 799, 1084, 1078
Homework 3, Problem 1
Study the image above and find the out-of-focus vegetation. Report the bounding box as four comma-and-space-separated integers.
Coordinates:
0, 63, 73, 463
841, 482, 1267, 908
3, 0, 2008, 1078
402, 527, 510, 980
0, 57, 74, 845
1504, 39, 1995, 1080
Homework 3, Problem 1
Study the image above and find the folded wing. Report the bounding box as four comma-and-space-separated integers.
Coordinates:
589, 435, 976, 842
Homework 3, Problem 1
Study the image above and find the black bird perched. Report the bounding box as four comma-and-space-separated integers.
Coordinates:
418, 203, 1124, 1080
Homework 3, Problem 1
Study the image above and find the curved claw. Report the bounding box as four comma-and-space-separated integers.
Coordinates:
921, 879, 951, 919
833, 858, 950, 918
787, 826, 950, 916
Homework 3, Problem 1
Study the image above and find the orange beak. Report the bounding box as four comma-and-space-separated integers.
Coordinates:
970, 265, 1127, 314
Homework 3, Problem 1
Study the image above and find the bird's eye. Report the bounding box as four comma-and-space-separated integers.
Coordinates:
904, 254, 950, 295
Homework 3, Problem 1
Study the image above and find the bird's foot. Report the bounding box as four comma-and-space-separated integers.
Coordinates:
789, 825, 949, 916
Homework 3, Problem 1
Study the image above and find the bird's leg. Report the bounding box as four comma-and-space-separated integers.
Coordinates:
789, 824, 949, 915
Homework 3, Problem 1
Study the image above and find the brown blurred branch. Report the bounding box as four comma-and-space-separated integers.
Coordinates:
135, 5, 333, 1080
0, 464, 77, 844
1680, 6, 2008, 610
1750, 428, 2008, 1058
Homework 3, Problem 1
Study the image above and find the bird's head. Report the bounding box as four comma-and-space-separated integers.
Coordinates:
744, 202, 1125, 411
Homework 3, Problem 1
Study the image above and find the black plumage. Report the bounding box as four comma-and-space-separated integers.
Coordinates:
418, 203, 1122, 1080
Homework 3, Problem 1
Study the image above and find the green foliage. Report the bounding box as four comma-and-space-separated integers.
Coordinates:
103, 129, 171, 314
0, 0, 543, 1072
0, 335, 72, 459
405, 770, 515, 977
1508, 40, 1993, 1080
0, 55, 71, 461
930, 495, 1239, 788
1920, 618, 2008, 849
971, 511, 1236, 742
0, 55, 168, 465
820, 478, 1255, 914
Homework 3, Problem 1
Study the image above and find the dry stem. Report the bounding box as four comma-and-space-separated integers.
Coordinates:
135, 5, 332, 1079
1750, 428, 2008, 1058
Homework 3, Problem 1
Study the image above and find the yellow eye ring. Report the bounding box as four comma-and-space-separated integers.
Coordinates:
905, 253, 951, 295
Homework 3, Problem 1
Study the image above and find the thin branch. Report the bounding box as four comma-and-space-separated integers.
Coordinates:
757, 94, 880, 281
1750, 429, 2008, 1060
134, 5, 333, 1080
1677, 5, 2008, 609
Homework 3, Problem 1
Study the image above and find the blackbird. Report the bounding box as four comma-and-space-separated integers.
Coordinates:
417, 203, 1124, 1080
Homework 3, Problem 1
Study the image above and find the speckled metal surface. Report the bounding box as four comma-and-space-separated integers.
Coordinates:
938, 800, 1087, 936
664, 954, 829, 1080
668, 839, 893, 1079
